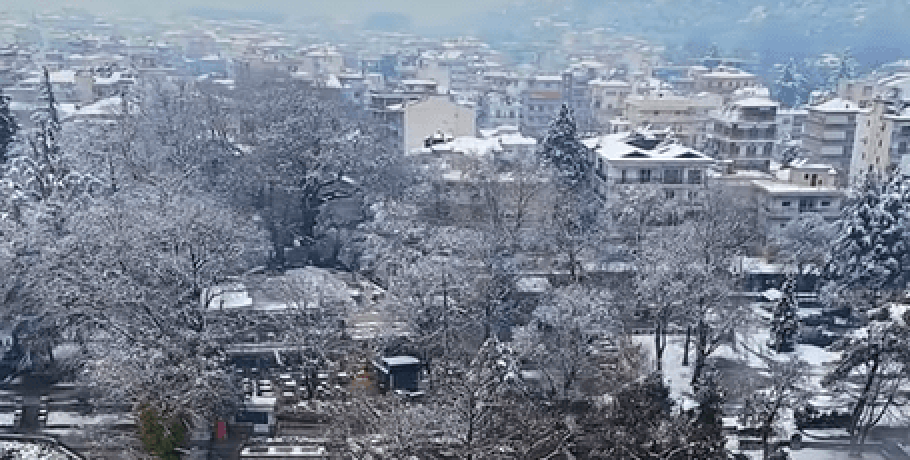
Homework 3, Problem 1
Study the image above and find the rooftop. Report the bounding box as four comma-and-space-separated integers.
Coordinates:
811, 97, 860, 112
584, 130, 714, 163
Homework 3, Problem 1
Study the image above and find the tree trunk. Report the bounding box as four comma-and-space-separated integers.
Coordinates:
683, 325, 691, 367
654, 321, 664, 373
692, 320, 707, 386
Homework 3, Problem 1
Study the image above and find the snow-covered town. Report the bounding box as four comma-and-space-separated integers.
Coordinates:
3, 1, 910, 459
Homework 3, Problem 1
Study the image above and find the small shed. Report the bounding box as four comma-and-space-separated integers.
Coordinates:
373, 356, 421, 392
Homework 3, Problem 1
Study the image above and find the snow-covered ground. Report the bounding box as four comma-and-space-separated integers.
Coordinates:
0, 441, 73, 459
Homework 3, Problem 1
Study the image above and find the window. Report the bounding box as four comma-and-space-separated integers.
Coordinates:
687, 170, 703, 184
665, 189, 675, 199
620, 169, 627, 184
821, 201, 831, 206
782, 201, 791, 207
639, 169, 651, 183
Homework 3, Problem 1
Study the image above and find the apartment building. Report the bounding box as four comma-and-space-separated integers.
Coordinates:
851, 96, 910, 182
752, 164, 844, 235
623, 91, 723, 148
802, 98, 861, 181
521, 75, 564, 138
693, 66, 760, 102
583, 129, 715, 203
589, 79, 633, 128
707, 97, 779, 172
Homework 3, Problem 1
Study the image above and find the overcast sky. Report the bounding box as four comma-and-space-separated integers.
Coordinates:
14, 0, 516, 24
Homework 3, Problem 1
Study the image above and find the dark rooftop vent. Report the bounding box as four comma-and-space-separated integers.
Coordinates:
625, 135, 661, 151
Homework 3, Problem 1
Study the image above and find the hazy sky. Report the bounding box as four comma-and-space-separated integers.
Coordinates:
14, 0, 517, 24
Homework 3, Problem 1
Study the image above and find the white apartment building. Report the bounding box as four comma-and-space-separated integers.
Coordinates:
623, 91, 723, 149
693, 66, 760, 102
583, 129, 715, 203
589, 79, 633, 127
752, 164, 844, 235
707, 96, 780, 172
851, 97, 910, 182
521, 75, 564, 138
803, 98, 861, 181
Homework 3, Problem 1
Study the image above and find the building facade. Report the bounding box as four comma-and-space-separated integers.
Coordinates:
802, 98, 861, 181
707, 97, 779, 172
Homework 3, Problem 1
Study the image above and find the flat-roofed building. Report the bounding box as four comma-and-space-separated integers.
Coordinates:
707, 97, 779, 172
803, 98, 861, 181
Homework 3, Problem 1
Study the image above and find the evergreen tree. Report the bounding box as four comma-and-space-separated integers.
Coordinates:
769, 276, 799, 352
0, 86, 17, 164
540, 104, 590, 191
775, 59, 806, 109
688, 370, 728, 459
826, 174, 910, 307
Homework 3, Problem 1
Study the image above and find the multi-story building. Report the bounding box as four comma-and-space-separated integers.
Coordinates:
837, 73, 910, 109
589, 78, 633, 128
851, 96, 910, 182
521, 75, 564, 138
707, 97, 779, 172
693, 66, 761, 102
802, 98, 861, 181
562, 62, 609, 133
776, 108, 808, 142
623, 91, 723, 148
403, 95, 476, 154
583, 129, 715, 204
477, 91, 523, 129
752, 163, 844, 235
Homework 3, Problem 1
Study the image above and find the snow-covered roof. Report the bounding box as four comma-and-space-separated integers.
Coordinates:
381, 356, 419, 366
733, 97, 779, 108
516, 276, 551, 293
401, 79, 437, 86
811, 97, 860, 112
752, 180, 843, 195
584, 131, 715, 164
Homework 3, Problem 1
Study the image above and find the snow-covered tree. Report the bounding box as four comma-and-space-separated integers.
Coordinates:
739, 356, 809, 460
769, 276, 799, 353
687, 369, 728, 459
539, 104, 590, 191
633, 225, 691, 373
544, 187, 606, 282
0, 86, 16, 164
516, 285, 618, 399
823, 309, 910, 453
237, 81, 398, 267
774, 59, 808, 108
572, 373, 689, 459
826, 174, 910, 311
775, 212, 835, 277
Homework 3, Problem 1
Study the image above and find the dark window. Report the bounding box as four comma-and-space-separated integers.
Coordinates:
782, 201, 791, 207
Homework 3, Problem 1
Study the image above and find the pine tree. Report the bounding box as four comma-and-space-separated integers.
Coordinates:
0, 86, 17, 164
540, 104, 590, 191
688, 370, 728, 459
770, 276, 799, 353
826, 174, 910, 306
775, 59, 805, 109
